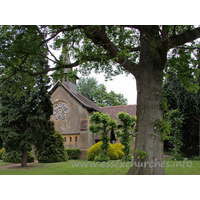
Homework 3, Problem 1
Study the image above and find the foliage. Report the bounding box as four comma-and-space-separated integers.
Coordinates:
163, 71, 200, 157
166, 109, 184, 160
193, 156, 200, 160
0, 26, 199, 94
89, 112, 118, 161
87, 141, 119, 161
66, 148, 80, 160
112, 143, 125, 152
155, 118, 171, 141
116, 112, 136, 161
108, 143, 119, 160
134, 149, 149, 160
94, 154, 110, 162
0, 148, 5, 159
0, 138, 3, 149
37, 131, 68, 163
77, 77, 98, 101
113, 143, 125, 159
87, 141, 101, 161
2, 150, 34, 163
77, 77, 127, 107
0, 63, 55, 166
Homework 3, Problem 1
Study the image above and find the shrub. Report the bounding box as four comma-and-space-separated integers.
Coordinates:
87, 141, 119, 161
87, 142, 102, 161
113, 143, 125, 152
193, 155, 200, 160
112, 143, 125, 159
108, 144, 119, 160
94, 154, 110, 162
37, 131, 68, 163
66, 148, 80, 160
2, 150, 34, 163
0, 147, 5, 159
115, 149, 125, 159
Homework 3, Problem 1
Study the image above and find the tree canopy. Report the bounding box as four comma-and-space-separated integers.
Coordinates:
77, 76, 127, 107
1, 26, 199, 89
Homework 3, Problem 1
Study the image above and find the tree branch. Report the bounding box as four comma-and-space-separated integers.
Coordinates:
81, 25, 138, 76
129, 46, 141, 52
39, 25, 81, 46
169, 27, 200, 49
7, 54, 113, 76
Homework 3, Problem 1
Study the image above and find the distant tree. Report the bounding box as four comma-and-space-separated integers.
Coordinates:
77, 77, 98, 101
77, 77, 128, 107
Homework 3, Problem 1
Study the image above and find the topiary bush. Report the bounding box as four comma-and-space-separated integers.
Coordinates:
37, 131, 68, 163
87, 141, 119, 161
2, 150, 34, 163
66, 148, 80, 160
0, 147, 5, 159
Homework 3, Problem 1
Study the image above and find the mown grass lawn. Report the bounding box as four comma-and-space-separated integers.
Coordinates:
0, 158, 200, 175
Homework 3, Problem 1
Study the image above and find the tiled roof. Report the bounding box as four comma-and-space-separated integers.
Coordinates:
76, 93, 103, 113
80, 119, 88, 131
100, 105, 137, 120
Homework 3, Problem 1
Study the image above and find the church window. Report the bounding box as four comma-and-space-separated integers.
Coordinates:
70, 137, 72, 143
53, 101, 69, 121
75, 136, 77, 143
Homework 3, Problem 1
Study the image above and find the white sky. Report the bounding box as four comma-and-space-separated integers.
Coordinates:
78, 71, 137, 105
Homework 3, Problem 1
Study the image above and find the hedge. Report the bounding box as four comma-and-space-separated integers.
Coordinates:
66, 148, 80, 160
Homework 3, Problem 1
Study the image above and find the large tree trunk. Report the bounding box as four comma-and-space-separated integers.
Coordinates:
127, 26, 167, 175
21, 149, 28, 167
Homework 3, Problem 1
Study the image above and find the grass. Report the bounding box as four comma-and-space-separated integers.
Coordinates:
0, 158, 200, 175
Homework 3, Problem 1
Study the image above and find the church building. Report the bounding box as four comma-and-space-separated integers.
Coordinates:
50, 76, 136, 159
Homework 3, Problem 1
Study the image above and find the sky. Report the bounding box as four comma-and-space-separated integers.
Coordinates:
78, 71, 137, 105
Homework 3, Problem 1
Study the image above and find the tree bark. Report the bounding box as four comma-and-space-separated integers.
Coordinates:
21, 149, 28, 167
127, 26, 167, 175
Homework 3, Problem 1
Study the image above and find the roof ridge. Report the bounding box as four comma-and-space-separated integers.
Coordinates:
77, 92, 101, 107
101, 104, 136, 108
